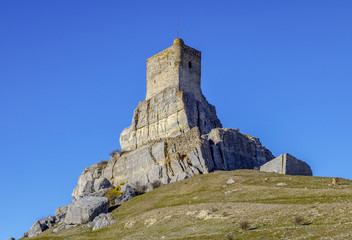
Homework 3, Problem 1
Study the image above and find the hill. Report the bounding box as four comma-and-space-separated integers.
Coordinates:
24, 170, 352, 239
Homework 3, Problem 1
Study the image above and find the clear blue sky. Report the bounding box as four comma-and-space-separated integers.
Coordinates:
1, 1, 351, 239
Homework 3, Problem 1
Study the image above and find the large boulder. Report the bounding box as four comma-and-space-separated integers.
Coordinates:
64, 196, 109, 225
92, 213, 115, 231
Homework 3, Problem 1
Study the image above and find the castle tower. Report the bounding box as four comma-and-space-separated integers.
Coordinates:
120, 39, 222, 151
146, 38, 203, 101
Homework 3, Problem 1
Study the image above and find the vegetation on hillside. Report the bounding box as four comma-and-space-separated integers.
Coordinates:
25, 170, 352, 240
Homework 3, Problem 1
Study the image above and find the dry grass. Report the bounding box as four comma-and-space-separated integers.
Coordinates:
25, 170, 352, 240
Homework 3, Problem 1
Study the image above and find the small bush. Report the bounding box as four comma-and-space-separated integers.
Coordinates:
226, 234, 234, 240
211, 207, 218, 213
109, 149, 121, 157
119, 182, 126, 185
293, 215, 304, 226
106, 186, 122, 206
38, 216, 48, 222
332, 177, 339, 186
151, 180, 162, 189
240, 220, 250, 231
132, 181, 147, 195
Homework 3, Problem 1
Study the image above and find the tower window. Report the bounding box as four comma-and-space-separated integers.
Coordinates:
189, 62, 192, 68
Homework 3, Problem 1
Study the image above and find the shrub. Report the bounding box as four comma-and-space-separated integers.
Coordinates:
293, 215, 304, 226
226, 234, 233, 240
151, 180, 162, 189
119, 182, 126, 185
332, 177, 340, 186
131, 181, 147, 195
240, 220, 250, 231
106, 185, 122, 206
109, 149, 121, 157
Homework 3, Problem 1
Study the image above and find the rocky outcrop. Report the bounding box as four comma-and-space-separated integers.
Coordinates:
28, 221, 46, 238
73, 126, 275, 198
260, 153, 312, 176
64, 196, 109, 224
72, 163, 113, 199
120, 87, 222, 152
27, 216, 57, 238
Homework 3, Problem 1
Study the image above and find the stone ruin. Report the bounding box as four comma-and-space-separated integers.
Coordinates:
72, 38, 313, 199
260, 153, 312, 176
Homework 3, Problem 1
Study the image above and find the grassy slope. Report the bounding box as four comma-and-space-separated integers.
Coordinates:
27, 170, 352, 240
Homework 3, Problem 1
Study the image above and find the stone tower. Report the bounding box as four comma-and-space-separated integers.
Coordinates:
146, 38, 203, 102
120, 39, 222, 152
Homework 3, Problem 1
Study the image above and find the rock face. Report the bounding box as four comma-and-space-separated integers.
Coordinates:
28, 221, 47, 238
55, 206, 68, 223
72, 165, 112, 199
71, 38, 310, 200
120, 86, 222, 152
64, 196, 109, 224
260, 153, 313, 176
26, 216, 58, 238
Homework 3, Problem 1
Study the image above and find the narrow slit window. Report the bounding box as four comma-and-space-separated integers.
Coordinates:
189, 62, 192, 68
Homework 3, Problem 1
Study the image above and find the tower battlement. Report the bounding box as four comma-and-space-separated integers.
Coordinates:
146, 39, 203, 101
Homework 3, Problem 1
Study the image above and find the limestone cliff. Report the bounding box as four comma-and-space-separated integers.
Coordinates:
72, 38, 276, 199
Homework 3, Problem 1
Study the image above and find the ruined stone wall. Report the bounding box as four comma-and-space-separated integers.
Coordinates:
259, 155, 285, 174
260, 153, 312, 176
285, 154, 313, 176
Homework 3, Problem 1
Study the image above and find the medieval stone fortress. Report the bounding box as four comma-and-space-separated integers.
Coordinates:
23, 39, 312, 238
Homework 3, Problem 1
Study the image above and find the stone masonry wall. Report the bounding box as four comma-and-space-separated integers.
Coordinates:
146, 39, 203, 102
179, 44, 202, 102
146, 44, 180, 100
